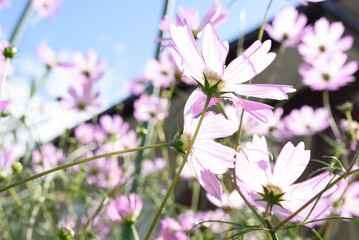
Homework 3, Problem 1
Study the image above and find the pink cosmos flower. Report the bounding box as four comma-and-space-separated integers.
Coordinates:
133, 94, 169, 125
0, 146, 20, 179
0, 0, 10, 10
32, 143, 64, 175
179, 90, 238, 201
144, 53, 177, 88
299, 52, 358, 91
142, 157, 166, 176
31, 0, 62, 18
159, 1, 227, 38
224, 103, 285, 137
99, 114, 130, 138
85, 153, 125, 189
265, 6, 309, 47
235, 135, 334, 222
329, 179, 359, 218
298, 17, 353, 63
206, 190, 245, 210
35, 41, 57, 68
106, 193, 143, 224
0, 99, 10, 115
62, 83, 101, 112
98, 129, 138, 157
284, 105, 329, 136
169, 20, 295, 122
340, 119, 359, 150
74, 123, 96, 144
69, 48, 106, 84
156, 209, 229, 240
127, 76, 148, 96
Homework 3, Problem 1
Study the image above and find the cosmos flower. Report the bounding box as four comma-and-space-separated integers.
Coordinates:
0, 146, 20, 180
298, 17, 353, 63
206, 190, 245, 210
156, 209, 229, 240
265, 6, 309, 47
0, 0, 10, 10
107, 193, 143, 224
144, 53, 178, 88
32, 143, 64, 175
69, 48, 106, 84
35, 41, 57, 68
283, 105, 330, 136
330, 179, 359, 218
159, 1, 227, 38
133, 94, 169, 125
169, 20, 294, 122
85, 153, 125, 189
74, 123, 97, 144
299, 52, 358, 91
63, 83, 101, 112
235, 135, 334, 222
179, 90, 237, 201
31, 0, 62, 18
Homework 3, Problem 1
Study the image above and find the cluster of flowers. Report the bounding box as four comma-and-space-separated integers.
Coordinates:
1, 0, 359, 239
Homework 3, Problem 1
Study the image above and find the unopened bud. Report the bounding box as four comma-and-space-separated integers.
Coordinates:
136, 127, 148, 136
12, 162, 23, 174
337, 101, 353, 114
3, 46, 17, 59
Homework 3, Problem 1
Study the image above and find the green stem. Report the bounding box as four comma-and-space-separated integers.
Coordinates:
233, 169, 267, 226
9, 0, 33, 46
0, 142, 172, 193
191, 180, 201, 211
322, 90, 341, 141
131, 224, 140, 240
257, 0, 273, 41
267, 44, 286, 84
274, 168, 359, 230
345, 110, 358, 147
144, 94, 212, 240
1, 58, 10, 95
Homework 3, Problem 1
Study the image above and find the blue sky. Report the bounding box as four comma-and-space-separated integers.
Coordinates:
0, 0, 296, 141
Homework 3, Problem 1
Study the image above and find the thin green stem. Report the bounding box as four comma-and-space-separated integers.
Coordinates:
233, 169, 266, 226
322, 90, 341, 141
191, 180, 201, 211
267, 44, 286, 84
131, 224, 140, 240
0, 142, 172, 193
345, 110, 358, 147
1, 58, 10, 95
144, 94, 212, 240
9, 0, 33, 46
258, 0, 273, 41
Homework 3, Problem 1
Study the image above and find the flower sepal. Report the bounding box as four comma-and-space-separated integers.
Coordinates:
258, 185, 285, 213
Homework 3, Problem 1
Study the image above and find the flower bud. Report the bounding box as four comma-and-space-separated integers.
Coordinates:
11, 162, 23, 174
3, 46, 17, 59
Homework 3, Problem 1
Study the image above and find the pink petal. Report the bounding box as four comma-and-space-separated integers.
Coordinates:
234, 98, 273, 123
224, 40, 276, 84
201, 24, 227, 76
197, 112, 237, 140
231, 84, 295, 100
272, 142, 310, 187
190, 159, 223, 201
193, 139, 236, 174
